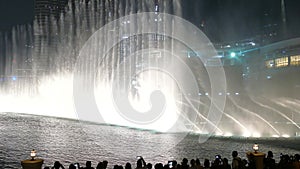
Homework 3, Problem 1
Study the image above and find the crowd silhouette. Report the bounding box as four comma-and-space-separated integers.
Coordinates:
44, 151, 300, 169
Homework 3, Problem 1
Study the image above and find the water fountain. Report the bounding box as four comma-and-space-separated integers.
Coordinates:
0, 0, 300, 139
1, 1, 300, 169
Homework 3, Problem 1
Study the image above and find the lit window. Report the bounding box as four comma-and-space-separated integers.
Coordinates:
275, 57, 288, 67
265, 60, 274, 68
290, 55, 300, 66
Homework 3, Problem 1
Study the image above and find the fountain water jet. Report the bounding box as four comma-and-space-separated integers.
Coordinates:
0, 0, 299, 138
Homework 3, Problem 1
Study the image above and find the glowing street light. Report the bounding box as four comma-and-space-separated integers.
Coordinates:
253, 143, 259, 153
30, 149, 36, 161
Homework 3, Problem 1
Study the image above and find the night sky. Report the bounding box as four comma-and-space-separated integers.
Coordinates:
182, 0, 300, 42
0, 0, 300, 43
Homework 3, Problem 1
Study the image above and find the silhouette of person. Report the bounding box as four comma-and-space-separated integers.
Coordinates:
195, 159, 203, 169
136, 157, 147, 169
203, 159, 210, 169
264, 151, 276, 169
52, 161, 65, 169
292, 154, 300, 169
155, 163, 164, 169
103, 160, 108, 169
222, 158, 231, 169
114, 165, 119, 169
83, 161, 94, 169
147, 163, 153, 169
189, 159, 196, 169
231, 151, 242, 169
125, 162, 132, 169
211, 155, 222, 169
69, 164, 76, 169
96, 162, 104, 169
181, 158, 189, 169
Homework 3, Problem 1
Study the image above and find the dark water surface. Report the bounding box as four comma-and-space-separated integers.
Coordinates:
0, 112, 299, 169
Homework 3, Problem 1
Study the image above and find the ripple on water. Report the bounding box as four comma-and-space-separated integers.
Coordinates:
0, 112, 300, 169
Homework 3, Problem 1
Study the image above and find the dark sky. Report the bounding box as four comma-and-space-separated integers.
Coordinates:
182, 0, 300, 42
0, 0, 34, 28
0, 0, 299, 42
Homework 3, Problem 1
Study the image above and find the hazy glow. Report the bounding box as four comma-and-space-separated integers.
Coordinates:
282, 134, 290, 138
252, 132, 261, 138
94, 70, 182, 132
0, 74, 77, 119
243, 131, 251, 137
224, 132, 233, 137
215, 131, 223, 136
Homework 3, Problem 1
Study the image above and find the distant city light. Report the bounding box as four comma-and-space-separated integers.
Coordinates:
12, 76, 17, 81
214, 55, 223, 58
155, 5, 159, 12
230, 52, 236, 58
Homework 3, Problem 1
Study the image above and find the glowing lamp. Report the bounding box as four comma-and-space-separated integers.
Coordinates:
230, 52, 236, 58
30, 149, 36, 160
253, 143, 259, 153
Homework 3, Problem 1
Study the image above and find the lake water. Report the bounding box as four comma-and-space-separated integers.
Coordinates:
0, 112, 299, 169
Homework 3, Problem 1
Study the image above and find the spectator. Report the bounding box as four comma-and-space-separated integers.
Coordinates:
155, 163, 164, 169
103, 160, 108, 169
181, 158, 189, 169
211, 155, 222, 169
136, 157, 147, 169
190, 159, 196, 169
222, 158, 231, 169
293, 154, 300, 169
125, 163, 132, 169
96, 162, 104, 169
169, 161, 178, 169
113, 165, 119, 169
231, 151, 242, 169
264, 151, 275, 169
69, 164, 76, 169
83, 161, 94, 169
277, 154, 292, 169
52, 161, 65, 169
195, 159, 203, 169
163, 164, 169, 169
203, 159, 210, 169
147, 163, 153, 169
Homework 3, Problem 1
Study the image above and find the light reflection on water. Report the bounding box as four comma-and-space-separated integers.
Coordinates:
0, 112, 299, 169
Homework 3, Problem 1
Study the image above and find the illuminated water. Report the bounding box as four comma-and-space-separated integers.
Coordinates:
1, 112, 300, 169
1, 0, 300, 144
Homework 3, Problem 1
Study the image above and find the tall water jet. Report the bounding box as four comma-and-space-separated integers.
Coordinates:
1, 0, 300, 138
